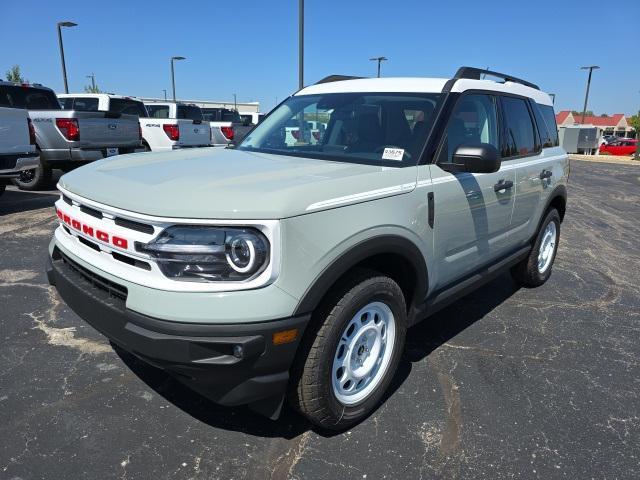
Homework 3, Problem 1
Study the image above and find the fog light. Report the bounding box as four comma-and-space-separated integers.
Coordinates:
233, 344, 244, 359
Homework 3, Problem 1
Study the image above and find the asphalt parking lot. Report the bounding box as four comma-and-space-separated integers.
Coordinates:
1, 160, 639, 480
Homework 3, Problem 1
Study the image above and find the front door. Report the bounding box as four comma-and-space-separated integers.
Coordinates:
425, 93, 515, 289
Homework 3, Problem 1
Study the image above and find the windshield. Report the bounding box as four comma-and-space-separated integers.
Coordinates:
237, 92, 440, 165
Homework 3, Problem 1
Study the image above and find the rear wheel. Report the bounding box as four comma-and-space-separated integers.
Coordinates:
13, 157, 52, 191
289, 270, 407, 430
511, 208, 561, 287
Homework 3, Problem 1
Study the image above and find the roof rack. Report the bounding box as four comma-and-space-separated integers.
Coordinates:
315, 75, 364, 85
454, 66, 539, 90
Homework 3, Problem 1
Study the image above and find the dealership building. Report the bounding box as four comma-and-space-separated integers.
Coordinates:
555, 111, 635, 138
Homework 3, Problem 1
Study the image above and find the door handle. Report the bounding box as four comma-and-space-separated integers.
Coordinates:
494, 179, 514, 192
540, 169, 553, 180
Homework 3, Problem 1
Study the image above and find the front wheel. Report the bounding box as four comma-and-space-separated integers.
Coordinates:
511, 208, 561, 287
289, 270, 407, 430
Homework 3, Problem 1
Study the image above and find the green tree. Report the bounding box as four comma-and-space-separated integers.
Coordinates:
628, 115, 640, 138
5, 65, 26, 83
84, 83, 102, 93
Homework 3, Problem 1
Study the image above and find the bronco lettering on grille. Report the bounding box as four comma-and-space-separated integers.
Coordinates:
56, 207, 129, 250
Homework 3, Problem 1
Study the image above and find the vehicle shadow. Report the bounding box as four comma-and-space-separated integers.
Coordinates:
114, 272, 520, 439
0, 187, 58, 216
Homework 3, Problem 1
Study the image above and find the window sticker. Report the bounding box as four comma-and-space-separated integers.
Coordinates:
382, 147, 404, 161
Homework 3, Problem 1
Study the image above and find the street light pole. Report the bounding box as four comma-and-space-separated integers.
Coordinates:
162, 89, 167, 101
170, 56, 186, 102
234, 93, 237, 111
86, 73, 96, 91
57, 21, 77, 94
580, 65, 600, 125
369, 56, 388, 78
299, 0, 304, 89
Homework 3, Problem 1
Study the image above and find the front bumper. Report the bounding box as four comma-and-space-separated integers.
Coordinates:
46, 248, 310, 416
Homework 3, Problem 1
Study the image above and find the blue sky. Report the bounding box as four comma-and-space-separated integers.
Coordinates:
2, 0, 638, 115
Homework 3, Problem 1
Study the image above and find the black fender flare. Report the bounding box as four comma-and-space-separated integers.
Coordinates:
293, 235, 429, 316
542, 184, 567, 221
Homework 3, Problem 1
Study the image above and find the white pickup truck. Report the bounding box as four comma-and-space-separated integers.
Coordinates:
0, 106, 39, 196
142, 102, 211, 151
201, 108, 235, 146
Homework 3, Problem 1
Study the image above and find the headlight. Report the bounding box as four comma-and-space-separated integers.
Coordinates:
136, 226, 269, 282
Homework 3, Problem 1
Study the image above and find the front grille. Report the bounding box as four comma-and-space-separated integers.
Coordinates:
80, 205, 103, 219
62, 195, 73, 206
115, 217, 154, 234
55, 248, 128, 302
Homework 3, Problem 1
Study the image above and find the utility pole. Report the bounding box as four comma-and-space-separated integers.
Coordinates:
57, 21, 77, 93
162, 89, 167, 101
580, 65, 600, 124
234, 93, 237, 111
369, 56, 388, 78
299, 0, 304, 89
86, 73, 96, 91
170, 56, 186, 102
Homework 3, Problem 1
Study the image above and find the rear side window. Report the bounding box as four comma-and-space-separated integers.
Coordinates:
109, 99, 148, 117
0, 85, 60, 109
531, 103, 554, 148
500, 96, 538, 157
538, 105, 559, 147
146, 105, 170, 118
177, 105, 203, 121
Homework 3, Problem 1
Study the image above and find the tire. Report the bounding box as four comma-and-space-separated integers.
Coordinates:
289, 270, 407, 430
142, 140, 151, 152
12, 158, 52, 191
511, 208, 561, 288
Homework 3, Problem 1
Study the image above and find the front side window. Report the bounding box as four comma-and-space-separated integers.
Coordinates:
441, 94, 499, 162
238, 92, 440, 166
501, 96, 538, 157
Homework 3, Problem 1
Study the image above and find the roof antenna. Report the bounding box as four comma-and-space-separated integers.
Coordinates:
481, 66, 489, 80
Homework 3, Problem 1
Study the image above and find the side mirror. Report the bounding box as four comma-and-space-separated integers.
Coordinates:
441, 143, 501, 174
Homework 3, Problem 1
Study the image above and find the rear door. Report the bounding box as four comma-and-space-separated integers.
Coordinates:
428, 93, 516, 287
504, 97, 561, 246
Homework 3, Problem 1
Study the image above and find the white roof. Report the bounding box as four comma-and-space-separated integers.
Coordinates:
297, 77, 449, 96
296, 76, 553, 106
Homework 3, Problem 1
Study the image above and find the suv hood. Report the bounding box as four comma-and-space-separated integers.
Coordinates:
58, 148, 417, 219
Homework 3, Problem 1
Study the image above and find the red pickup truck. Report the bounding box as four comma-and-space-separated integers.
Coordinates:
599, 139, 638, 156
